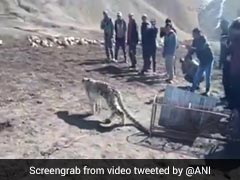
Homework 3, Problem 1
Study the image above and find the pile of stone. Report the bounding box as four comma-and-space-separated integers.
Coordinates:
27, 35, 103, 48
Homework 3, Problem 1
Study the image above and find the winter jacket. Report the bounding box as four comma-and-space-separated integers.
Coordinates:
220, 32, 229, 65
148, 26, 158, 49
141, 22, 150, 46
163, 31, 177, 57
229, 41, 240, 76
115, 19, 127, 39
101, 17, 114, 38
189, 35, 213, 66
127, 19, 139, 45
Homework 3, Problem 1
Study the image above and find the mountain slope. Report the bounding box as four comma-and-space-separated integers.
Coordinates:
0, 0, 202, 39
0, 0, 238, 40
199, 0, 240, 39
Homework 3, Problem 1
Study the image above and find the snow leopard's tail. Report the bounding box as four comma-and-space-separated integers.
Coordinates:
114, 91, 150, 135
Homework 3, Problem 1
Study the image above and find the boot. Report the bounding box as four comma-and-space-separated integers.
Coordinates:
202, 89, 210, 96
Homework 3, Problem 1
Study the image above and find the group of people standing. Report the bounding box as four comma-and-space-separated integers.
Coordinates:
100, 11, 178, 83
100, 11, 137, 66
100, 10, 240, 113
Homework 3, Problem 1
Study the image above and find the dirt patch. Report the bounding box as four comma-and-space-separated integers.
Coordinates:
0, 37, 227, 159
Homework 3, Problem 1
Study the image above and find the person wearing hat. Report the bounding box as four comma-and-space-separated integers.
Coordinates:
187, 28, 214, 96
140, 14, 151, 75
114, 12, 127, 62
101, 11, 114, 61
127, 13, 139, 69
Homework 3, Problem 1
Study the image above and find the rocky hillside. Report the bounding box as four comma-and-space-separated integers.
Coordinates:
0, 0, 239, 40
0, 0, 202, 39
199, 0, 240, 39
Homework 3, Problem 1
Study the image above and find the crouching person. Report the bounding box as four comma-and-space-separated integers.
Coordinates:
180, 55, 204, 84
188, 28, 214, 96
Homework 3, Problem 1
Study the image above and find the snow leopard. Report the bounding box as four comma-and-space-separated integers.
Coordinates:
82, 77, 149, 134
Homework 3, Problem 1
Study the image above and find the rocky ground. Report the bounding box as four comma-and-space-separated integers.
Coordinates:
0, 36, 228, 160
0, 37, 240, 180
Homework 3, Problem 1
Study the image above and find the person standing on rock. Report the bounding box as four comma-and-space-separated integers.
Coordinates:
101, 11, 114, 62
162, 24, 177, 83
187, 28, 214, 96
139, 14, 151, 75
148, 19, 158, 73
127, 13, 139, 69
114, 12, 127, 63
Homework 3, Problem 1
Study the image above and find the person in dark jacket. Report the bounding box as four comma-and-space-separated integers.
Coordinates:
140, 14, 151, 75
101, 11, 114, 61
114, 12, 127, 62
227, 17, 240, 110
188, 28, 214, 96
148, 19, 158, 73
219, 19, 230, 69
219, 19, 231, 102
127, 13, 139, 69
